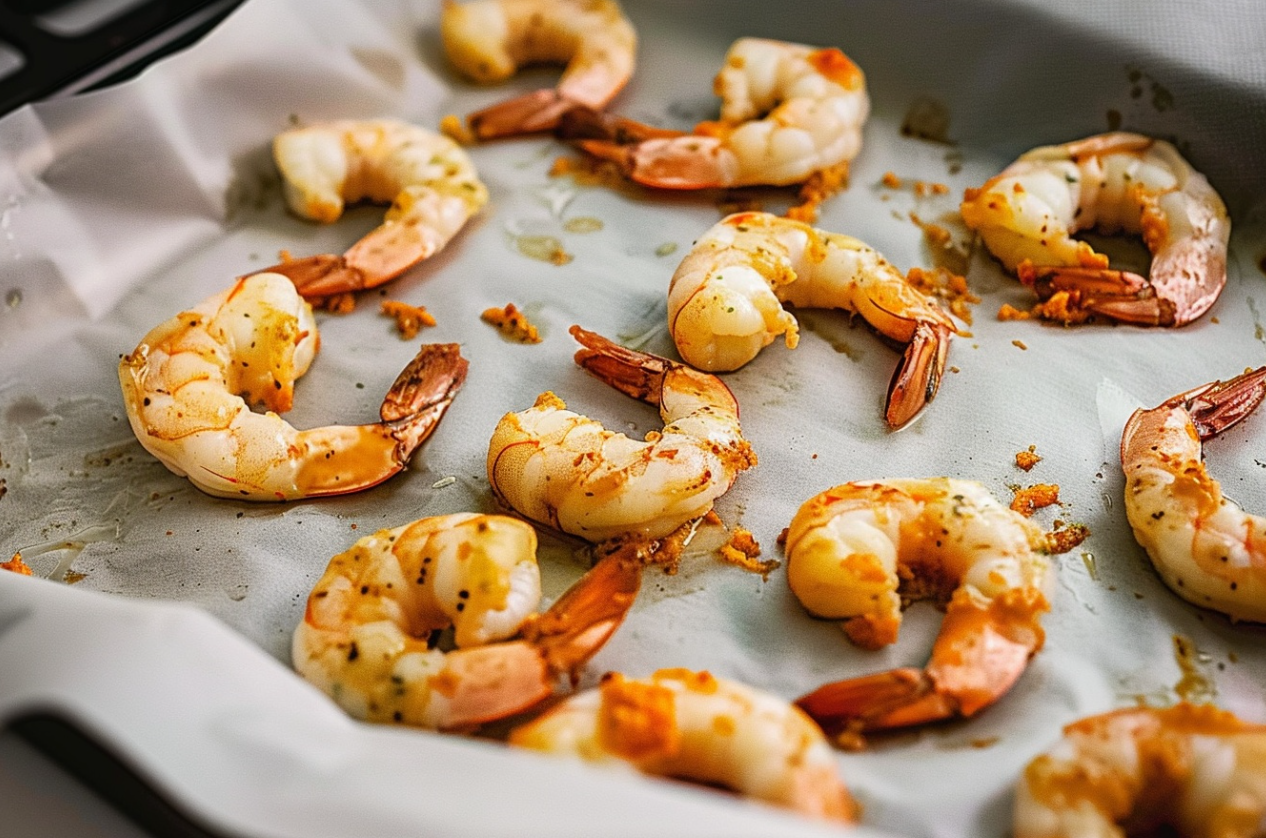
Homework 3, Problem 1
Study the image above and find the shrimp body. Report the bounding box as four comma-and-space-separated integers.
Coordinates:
669, 211, 955, 428
442, 0, 636, 139
786, 479, 1055, 737
261, 119, 488, 303
293, 513, 643, 730
1121, 366, 1266, 622
574, 37, 868, 188
1015, 703, 1266, 838
119, 273, 467, 500
960, 132, 1230, 326
509, 668, 857, 823
487, 326, 756, 541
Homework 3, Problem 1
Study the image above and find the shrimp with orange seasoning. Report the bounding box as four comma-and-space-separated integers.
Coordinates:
1014, 703, 1266, 837
118, 273, 467, 500
487, 325, 756, 542
566, 37, 868, 189
441, 0, 636, 140
960, 132, 1230, 326
509, 668, 857, 822
785, 479, 1057, 742
259, 119, 488, 305
669, 211, 956, 428
293, 513, 643, 730
1121, 365, 1266, 622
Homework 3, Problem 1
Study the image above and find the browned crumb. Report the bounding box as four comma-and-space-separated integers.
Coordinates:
481, 303, 542, 343
439, 113, 475, 145
776, 526, 790, 546
2, 552, 32, 575
1047, 522, 1091, 554
1015, 446, 1042, 472
1012, 339, 1029, 350
381, 300, 436, 339
1032, 291, 1095, 325
905, 265, 979, 325
786, 160, 851, 222
881, 171, 902, 188
908, 211, 971, 276
914, 180, 951, 197
997, 303, 1033, 321
1010, 483, 1059, 516
718, 528, 780, 579
317, 292, 357, 314
916, 219, 954, 249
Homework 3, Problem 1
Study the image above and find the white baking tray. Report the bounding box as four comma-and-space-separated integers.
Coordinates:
1, 1, 1265, 836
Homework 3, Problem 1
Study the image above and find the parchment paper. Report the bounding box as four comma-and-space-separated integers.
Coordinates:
2, 1, 1265, 836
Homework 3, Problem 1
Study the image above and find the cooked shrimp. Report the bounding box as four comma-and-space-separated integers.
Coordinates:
669, 211, 956, 429
259, 119, 488, 303
786, 479, 1055, 739
442, 0, 636, 140
509, 668, 857, 822
960, 132, 1230, 326
1015, 702, 1266, 838
118, 273, 467, 501
293, 513, 644, 730
568, 37, 868, 188
1121, 366, 1266, 622
487, 325, 756, 541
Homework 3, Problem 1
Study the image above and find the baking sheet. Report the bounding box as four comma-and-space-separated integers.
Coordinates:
2, 0, 1266, 836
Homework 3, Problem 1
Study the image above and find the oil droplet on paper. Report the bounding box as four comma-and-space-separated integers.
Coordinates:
900, 96, 952, 144
515, 234, 573, 266
1081, 551, 1098, 581
5, 288, 20, 309
1172, 634, 1215, 704
563, 216, 603, 234
655, 242, 678, 257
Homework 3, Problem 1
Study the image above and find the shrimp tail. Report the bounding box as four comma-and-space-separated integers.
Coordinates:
885, 321, 950, 429
557, 106, 687, 143
799, 590, 1047, 736
523, 550, 643, 678
468, 89, 577, 140
433, 641, 554, 731
796, 668, 955, 736
570, 324, 669, 406
257, 255, 371, 302
1170, 365, 1266, 440
1021, 263, 1175, 326
380, 343, 470, 460
579, 135, 735, 190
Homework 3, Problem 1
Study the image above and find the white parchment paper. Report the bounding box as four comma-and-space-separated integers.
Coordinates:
2, 1, 1266, 836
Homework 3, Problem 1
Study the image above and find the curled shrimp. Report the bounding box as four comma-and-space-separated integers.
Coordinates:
509, 668, 857, 822
293, 513, 644, 731
567, 37, 868, 188
259, 119, 489, 304
487, 325, 757, 542
960, 132, 1230, 326
1014, 703, 1266, 837
669, 211, 956, 429
118, 273, 467, 501
441, 0, 636, 140
1121, 365, 1266, 622
785, 479, 1055, 741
